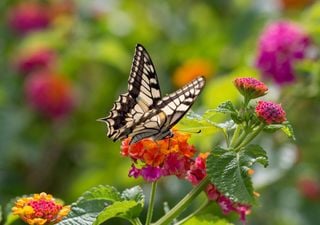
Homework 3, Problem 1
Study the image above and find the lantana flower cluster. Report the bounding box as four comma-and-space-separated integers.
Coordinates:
12, 192, 70, 225
121, 131, 196, 182
234, 77, 287, 124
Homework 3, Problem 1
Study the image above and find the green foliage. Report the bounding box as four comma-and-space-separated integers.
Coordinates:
182, 213, 233, 225
57, 185, 144, 225
264, 122, 296, 140
207, 145, 268, 204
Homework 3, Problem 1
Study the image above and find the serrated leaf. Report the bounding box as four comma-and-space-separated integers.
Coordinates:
57, 185, 121, 225
207, 147, 255, 204
214, 101, 237, 115
93, 201, 142, 225
121, 186, 144, 206
178, 111, 220, 135
182, 213, 233, 225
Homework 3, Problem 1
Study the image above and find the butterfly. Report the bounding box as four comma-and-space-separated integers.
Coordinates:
99, 44, 205, 144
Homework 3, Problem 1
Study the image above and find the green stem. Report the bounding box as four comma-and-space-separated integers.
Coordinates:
174, 199, 210, 225
229, 124, 242, 147
236, 123, 265, 150
132, 218, 143, 225
152, 176, 210, 225
146, 181, 157, 225
230, 128, 247, 149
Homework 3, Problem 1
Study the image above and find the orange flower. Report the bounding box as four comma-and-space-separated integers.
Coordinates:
12, 192, 70, 225
173, 59, 213, 87
281, 0, 313, 10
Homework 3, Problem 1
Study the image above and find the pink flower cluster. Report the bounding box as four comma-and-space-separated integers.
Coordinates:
255, 101, 286, 124
234, 77, 268, 100
25, 72, 74, 119
256, 21, 310, 85
206, 184, 251, 224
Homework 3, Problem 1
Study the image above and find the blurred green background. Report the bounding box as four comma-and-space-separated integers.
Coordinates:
1, 0, 320, 224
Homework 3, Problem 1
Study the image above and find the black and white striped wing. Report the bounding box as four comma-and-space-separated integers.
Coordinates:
128, 44, 162, 111
100, 44, 162, 141
129, 76, 206, 143
157, 76, 205, 129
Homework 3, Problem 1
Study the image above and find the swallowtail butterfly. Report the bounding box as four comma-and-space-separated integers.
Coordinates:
99, 44, 205, 144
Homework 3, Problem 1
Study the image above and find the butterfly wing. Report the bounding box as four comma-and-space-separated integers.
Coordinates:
100, 44, 162, 141
129, 76, 206, 144
128, 44, 162, 111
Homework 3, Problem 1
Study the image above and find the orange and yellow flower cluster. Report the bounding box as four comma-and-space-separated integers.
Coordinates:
121, 130, 196, 182
12, 192, 70, 225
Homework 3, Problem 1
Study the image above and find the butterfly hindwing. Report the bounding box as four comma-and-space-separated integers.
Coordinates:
128, 76, 205, 143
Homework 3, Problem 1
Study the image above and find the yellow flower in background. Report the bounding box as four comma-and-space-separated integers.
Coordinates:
12, 192, 70, 225
173, 59, 214, 87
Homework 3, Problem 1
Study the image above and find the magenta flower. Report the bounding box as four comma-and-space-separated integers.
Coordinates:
128, 164, 141, 179
25, 72, 74, 119
255, 100, 286, 124
15, 48, 56, 74
162, 154, 190, 178
256, 21, 310, 85
140, 166, 162, 182
234, 77, 268, 99
7, 2, 50, 35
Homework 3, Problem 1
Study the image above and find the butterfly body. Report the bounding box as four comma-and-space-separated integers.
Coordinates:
100, 44, 205, 144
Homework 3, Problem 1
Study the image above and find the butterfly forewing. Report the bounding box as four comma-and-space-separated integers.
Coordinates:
128, 44, 162, 111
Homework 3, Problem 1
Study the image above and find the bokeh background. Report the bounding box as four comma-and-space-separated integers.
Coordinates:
1, 0, 320, 224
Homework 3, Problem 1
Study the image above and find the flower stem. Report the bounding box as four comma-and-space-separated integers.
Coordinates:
145, 181, 157, 225
153, 176, 210, 225
229, 124, 242, 147
174, 199, 210, 225
236, 123, 265, 150
132, 218, 143, 225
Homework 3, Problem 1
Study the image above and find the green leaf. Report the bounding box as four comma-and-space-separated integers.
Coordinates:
121, 186, 144, 205
182, 213, 233, 225
93, 201, 141, 225
281, 122, 296, 141
178, 111, 220, 135
241, 145, 268, 167
206, 146, 268, 204
57, 185, 121, 225
214, 101, 237, 115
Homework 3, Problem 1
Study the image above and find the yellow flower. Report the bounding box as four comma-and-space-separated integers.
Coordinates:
12, 192, 70, 225
173, 59, 213, 87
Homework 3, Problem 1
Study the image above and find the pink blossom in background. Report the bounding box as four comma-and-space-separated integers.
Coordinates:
25, 72, 74, 119
256, 21, 310, 85
15, 48, 56, 74
8, 2, 50, 35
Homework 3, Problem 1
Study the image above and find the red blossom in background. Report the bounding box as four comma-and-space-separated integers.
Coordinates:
297, 177, 320, 201
256, 21, 310, 85
7, 2, 51, 35
25, 72, 74, 119
234, 77, 268, 100
255, 101, 286, 124
15, 48, 57, 74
